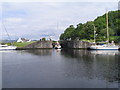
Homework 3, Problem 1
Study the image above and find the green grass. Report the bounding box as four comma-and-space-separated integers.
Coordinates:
12, 41, 37, 47
80, 39, 94, 42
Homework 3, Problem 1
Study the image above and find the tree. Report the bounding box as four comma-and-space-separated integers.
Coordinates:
42, 38, 46, 41
60, 25, 75, 40
60, 10, 120, 42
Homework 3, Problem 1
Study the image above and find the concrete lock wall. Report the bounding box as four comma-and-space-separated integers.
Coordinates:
17, 40, 91, 49
26, 41, 53, 49
60, 40, 91, 49
18, 41, 53, 49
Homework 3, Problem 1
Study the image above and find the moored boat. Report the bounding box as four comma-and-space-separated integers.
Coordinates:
90, 44, 119, 50
54, 45, 61, 49
89, 10, 119, 50
54, 41, 61, 49
0, 44, 17, 50
1, 22, 17, 50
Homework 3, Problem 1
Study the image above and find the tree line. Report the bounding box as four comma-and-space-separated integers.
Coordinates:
60, 10, 120, 42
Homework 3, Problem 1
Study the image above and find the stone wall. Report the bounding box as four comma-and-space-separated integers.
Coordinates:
17, 41, 53, 49
60, 40, 91, 49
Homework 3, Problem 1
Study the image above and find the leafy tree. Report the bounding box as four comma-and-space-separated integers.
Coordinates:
42, 38, 46, 41
60, 10, 120, 42
60, 25, 75, 40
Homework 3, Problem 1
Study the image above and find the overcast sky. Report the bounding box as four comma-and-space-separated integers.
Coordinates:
0, 0, 119, 40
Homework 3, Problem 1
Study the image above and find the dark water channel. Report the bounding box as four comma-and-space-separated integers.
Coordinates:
2, 49, 120, 88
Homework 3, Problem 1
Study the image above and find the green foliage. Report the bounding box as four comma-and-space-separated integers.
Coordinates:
42, 38, 46, 41
60, 10, 120, 42
110, 36, 120, 42
60, 25, 75, 40
7, 43, 12, 46
13, 41, 37, 47
0, 43, 6, 45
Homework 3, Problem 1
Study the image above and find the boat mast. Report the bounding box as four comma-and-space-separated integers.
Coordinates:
93, 24, 96, 43
2, 22, 11, 41
106, 10, 109, 43
2, 22, 14, 45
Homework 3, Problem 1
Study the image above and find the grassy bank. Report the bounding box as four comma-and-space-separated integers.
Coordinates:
7, 41, 37, 47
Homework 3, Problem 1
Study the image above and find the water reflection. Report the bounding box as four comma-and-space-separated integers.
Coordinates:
90, 50, 120, 56
24, 49, 52, 56
61, 49, 119, 83
2, 49, 119, 88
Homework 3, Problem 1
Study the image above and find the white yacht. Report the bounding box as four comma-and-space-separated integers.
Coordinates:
90, 44, 119, 50
0, 22, 17, 50
0, 44, 17, 50
54, 41, 61, 49
89, 10, 119, 50
54, 45, 61, 49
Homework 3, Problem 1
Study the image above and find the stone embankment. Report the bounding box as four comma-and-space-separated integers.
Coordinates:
17, 41, 53, 49
16, 40, 120, 50
60, 40, 91, 49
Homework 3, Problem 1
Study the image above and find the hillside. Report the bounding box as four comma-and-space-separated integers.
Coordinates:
60, 10, 120, 42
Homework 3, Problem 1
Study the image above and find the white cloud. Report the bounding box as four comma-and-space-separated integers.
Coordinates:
1, 2, 118, 40
5, 17, 23, 23
1, 0, 120, 2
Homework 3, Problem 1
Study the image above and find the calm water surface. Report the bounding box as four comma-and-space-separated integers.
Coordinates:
2, 49, 120, 88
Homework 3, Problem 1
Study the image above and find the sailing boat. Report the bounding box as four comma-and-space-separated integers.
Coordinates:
0, 23, 17, 50
54, 22, 61, 49
89, 10, 119, 50
54, 41, 61, 49
0, 44, 17, 50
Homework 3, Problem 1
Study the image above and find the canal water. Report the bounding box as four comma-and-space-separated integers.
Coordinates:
1, 49, 120, 88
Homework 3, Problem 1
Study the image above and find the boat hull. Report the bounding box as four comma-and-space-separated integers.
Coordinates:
54, 47, 61, 49
89, 45, 119, 50
0, 46, 17, 50
54, 45, 61, 49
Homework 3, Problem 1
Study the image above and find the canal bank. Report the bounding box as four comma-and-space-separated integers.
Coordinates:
16, 41, 53, 50
16, 40, 120, 50
16, 40, 91, 50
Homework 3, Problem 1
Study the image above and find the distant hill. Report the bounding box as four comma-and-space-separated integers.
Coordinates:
60, 10, 120, 42
0, 40, 17, 43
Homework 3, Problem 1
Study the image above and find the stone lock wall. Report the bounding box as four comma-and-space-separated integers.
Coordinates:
18, 41, 53, 49
60, 40, 91, 49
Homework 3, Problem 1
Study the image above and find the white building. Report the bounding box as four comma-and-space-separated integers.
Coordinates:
17, 38, 31, 43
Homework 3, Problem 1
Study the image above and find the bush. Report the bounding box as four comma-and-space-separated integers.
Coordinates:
110, 36, 120, 43
42, 38, 46, 41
